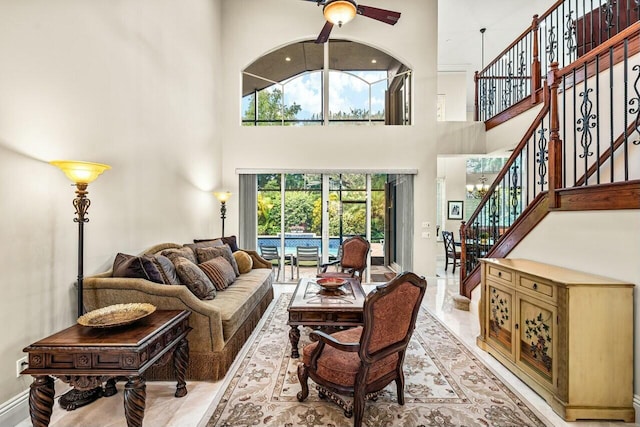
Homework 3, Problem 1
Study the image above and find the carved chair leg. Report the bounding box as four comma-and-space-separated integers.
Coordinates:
395, 369, 405, 405
353, 385, 366, 427
296, 363, 309, 402
104, 378, 118, 397
29, 375, 55, 427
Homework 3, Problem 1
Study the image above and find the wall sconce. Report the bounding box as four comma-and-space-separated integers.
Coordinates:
50, 159, 110, 409
466, 174, 489, 199
214, 191, 232, 237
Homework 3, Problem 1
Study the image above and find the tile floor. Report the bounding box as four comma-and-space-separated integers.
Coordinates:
15, 261, 638, 427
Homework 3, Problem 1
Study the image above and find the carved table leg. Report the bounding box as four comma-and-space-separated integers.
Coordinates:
124, 376, 146, 427
173, 338, 189, 398
29, 375, 55, 427
103, 377, 118, 397
289, 325, 301, 358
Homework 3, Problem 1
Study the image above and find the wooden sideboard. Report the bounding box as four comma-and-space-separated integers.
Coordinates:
477, 258, 634, 422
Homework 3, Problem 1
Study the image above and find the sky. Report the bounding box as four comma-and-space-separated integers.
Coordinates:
242, 70, 388, 121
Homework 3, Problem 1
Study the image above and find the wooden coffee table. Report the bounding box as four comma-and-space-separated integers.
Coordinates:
22, 310, 191, 427
287, 278, 366, 358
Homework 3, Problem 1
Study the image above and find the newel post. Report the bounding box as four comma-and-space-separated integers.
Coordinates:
474, 72, 480, 122
459, 221, 467, 292
547, 62, 562, 209
531, 14, 541, 102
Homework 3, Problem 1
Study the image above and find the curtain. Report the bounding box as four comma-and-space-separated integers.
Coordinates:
238, 174, 257, 250
389, 174, 414, 271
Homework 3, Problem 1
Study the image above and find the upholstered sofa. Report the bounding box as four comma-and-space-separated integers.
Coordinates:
83, 241, 274, 381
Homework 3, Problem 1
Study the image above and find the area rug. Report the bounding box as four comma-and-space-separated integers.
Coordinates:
204, 294, 549, 427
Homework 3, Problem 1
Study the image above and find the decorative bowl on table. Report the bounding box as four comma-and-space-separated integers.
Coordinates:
316, 277, 347, 291
77, 303, 156, 328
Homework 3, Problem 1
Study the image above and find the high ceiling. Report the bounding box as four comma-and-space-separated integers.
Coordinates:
243, 1, 559, 107
243, 40, 402, 97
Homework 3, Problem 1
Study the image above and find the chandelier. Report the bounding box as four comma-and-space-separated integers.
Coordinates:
466, 174, 489, 199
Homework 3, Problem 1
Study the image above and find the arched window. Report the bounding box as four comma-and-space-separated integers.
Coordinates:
242, 40, 411, 126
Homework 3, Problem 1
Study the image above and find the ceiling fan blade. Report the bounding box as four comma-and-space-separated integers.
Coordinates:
356, 4, 401, 25
315, 21, 334, 44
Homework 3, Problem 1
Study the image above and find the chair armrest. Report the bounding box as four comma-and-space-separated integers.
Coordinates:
309, 330, 360, 352
320, 259, 340, 273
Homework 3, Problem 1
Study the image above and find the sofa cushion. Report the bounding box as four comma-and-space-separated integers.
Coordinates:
196, 245, 240, 277
172, 256, 216, 300
150, 255, 180, 285
193, 235, 239, 253
213, 268, 274, 341
233, 251, 253, 274
112, 253, 164, 284
199, 257, 236, 291
161, 246, 197, 265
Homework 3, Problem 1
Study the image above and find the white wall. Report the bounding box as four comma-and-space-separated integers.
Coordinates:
437, 72, 467, 121
219, 0, 439, 274
437, 157, 467, 237
0, 0, 223, 405
508, 210, 640, 395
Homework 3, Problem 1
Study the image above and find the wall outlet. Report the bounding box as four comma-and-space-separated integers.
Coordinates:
16, 356, 28, 377
421, 232, 431, 239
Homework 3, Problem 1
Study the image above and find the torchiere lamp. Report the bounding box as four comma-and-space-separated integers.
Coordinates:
50, 160, 111, 410
214, 191, 232, 237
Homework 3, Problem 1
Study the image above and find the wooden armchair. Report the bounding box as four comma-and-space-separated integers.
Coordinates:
297, 272, 427, 427
318, 236, 370, 283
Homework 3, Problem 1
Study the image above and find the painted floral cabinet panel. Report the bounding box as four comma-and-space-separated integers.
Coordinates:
486, 283, 514, 357
516, 297, 556, 386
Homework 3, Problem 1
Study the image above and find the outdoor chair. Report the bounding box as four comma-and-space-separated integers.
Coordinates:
318, 236, 370, 283
441, 231, 461, 273
295, 246, 320, 279
297, 272, 427, 427
259, 245, 292, 281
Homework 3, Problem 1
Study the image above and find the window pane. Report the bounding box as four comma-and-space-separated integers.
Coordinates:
328, 71, 369, 121
282, 71, 322, 123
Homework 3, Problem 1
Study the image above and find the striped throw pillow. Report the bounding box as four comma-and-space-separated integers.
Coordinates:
198, 257, 236, 291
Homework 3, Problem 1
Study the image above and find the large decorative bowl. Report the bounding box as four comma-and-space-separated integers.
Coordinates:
316, 277, 347, 291
77, 303, 156, 328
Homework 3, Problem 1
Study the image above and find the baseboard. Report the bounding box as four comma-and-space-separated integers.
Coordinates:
0, 389, 29, 427
634, 394, 640, 421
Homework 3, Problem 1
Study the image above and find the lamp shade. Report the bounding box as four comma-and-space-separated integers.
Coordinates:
50, 160, 111, 184
323, 0, 357, 26
214, 191, 232, 202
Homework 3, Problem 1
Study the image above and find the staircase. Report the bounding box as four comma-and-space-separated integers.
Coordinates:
460, 1, 640, 298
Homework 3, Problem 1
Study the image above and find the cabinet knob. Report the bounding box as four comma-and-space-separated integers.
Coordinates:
515, 323, 519, 329
533, 283, 538, 290
497, 272, 502, 277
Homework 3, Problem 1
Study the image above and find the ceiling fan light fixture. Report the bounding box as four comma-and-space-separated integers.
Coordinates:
323, 0, 357, 27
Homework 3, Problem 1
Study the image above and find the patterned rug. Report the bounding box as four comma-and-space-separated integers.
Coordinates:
204, 294, 549, 427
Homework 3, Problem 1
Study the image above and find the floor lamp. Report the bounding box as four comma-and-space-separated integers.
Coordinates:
50, 160, 111, 410
214, 191, 232, 237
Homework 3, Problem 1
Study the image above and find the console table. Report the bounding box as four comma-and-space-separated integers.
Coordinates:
23, 310, 192, 427
477, 258, 634, 422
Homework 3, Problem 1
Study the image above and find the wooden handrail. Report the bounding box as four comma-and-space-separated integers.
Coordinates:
556, 22, 640, 79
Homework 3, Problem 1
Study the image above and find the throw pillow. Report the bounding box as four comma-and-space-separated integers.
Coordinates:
184, 239, 224, 254
198, 257, 236, 291
172, 256, 216, 300
112, 253, 164, 284
196, 245, 240, 277
233, 250, 253, 274
150, 255, 180, 285
193, 236, 239, 253
161, 247, 197, 265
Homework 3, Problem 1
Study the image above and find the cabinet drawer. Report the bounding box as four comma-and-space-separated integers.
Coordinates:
519, 276, 554, 299
488, 265, 513, 283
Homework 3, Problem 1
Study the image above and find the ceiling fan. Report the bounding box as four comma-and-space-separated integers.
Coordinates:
302, 0, 401, 44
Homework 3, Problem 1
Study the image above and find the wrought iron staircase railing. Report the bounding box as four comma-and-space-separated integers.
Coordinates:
461, 20, 640, 298
476, 0, 640, 123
